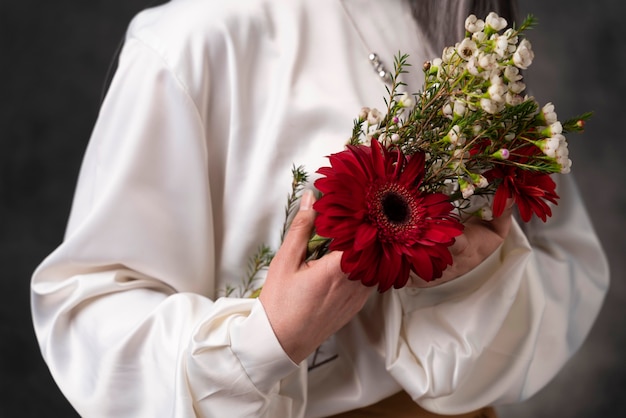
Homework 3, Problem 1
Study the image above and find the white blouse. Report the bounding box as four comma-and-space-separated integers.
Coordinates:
31, 0, 609, 417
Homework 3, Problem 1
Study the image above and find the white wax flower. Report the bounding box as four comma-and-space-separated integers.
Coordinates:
367, 108, 383, 125
539, 137, 560, 158
453, 100, 467, 117
479, 206, 494, 221
398, 92, 414, 108
541, 102, 558, 124
508, 81, 526, 94
549, 121, 563, 135
460, 180, 476, 198
504, 28, 518, 45
504, 65, 522, 82
559, 158, 572, 174
465, 14, 485, 33
448, 125, 466, 146
442, 46, 456, 63
505, 92, 524, 106
471, 173, 489, 188
472, 31, 487, 43
494, 35, 509, 57
480, 97, 498, 114
486, 12, 508, 31
488, 76, 507, 103
478, 52, 497, 71
457, 38, 477, 60
513, 39, 534, 69
467, 57, 480, 76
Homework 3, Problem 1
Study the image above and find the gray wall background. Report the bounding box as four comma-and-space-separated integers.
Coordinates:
1, 0, 624, 416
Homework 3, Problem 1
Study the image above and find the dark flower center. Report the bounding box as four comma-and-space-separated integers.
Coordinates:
382, 192, 409, 224
367, 181, 423, 243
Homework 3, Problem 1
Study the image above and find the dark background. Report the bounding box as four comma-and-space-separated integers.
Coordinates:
1, 0, 624, 416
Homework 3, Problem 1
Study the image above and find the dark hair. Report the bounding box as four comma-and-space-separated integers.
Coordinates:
410, 0, 519, 56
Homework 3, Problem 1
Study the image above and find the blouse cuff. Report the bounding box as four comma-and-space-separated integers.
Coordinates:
397, 236, 507, 313
230, 300, 300, 393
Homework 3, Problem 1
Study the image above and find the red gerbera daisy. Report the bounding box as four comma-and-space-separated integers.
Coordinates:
313, 139, 464, 292
487, 165, 559, 222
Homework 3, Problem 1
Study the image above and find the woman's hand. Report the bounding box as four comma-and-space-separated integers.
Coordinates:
259, 191, 373, 364
411, 201, 515, 288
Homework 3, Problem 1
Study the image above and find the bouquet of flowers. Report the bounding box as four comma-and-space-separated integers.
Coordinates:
227, 12, 589, 297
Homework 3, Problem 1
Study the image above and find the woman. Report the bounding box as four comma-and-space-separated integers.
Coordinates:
31, 0, 609, 416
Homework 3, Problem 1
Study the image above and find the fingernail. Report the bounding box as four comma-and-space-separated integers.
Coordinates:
300, 190, 314, 211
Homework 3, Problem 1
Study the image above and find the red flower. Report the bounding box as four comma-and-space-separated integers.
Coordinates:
313, 140, 464, 292
487, 165, 559, 222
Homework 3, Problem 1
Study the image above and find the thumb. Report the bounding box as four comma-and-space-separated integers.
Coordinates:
489, 198, 514, 238
275, 190, 317, 269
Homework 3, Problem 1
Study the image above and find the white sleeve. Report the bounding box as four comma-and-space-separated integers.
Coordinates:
31, 39, 302, 418
381, 174, 609, 414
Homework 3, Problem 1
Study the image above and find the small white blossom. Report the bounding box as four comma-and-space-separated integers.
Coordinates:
457, 38, 478, 60
485, 12, 508, 32
488, 76, 507, 103
538, 136, 560, 158
443, 102, 453, 119
470, 173, 489, 188
541, 102, 558, 124
453, 100, 467, 117
447, 125, 466, 146
504, 66, 522, 82
398, 92, 414, 108
504, 28, 518, 46
459, 179, 476, 198
559, 158, 572, 174
467, 57, 480, 75
494, 35, 509, 57
465, 14, 485, 33
478, 52, 497, 71
508, 81, 526, 94
472, 31, 487, 43
479, 206, 494, 221
505, 92, 524, 106
359, 107, 370, 120
480, 97, 499, 114
549, 121, 563, 135
367, 108, 383, 125
513, 39, 534, 69
442, 46, 456, 63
